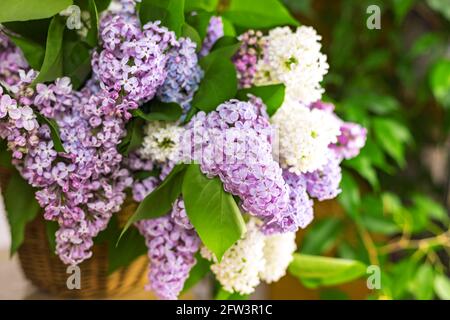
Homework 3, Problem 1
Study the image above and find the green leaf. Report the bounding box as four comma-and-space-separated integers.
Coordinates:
390, 258, 418, 299
184, 0, 218, 12
4, 171, 40, 255
118, 118, 143, 156
429, 59, 450, 109
32, 15, 65, 84
221, 16, 236, 37
181, 23, 202, 49
0, 0, 72, 23
107, 221, 147, 274
133, 101, 183, 122
236, 84, 286, 116
119, 164, 187, 242
7, 34, 45, 70
85, 0, 99, 47
192, 45, 239, 112
0, 140, 13, 169
426, 0, 450, 21
409, 264, 435, 300
215, 287, 249, 300
345, 156, 379, 190
185, 11, 213, 41
139, 0, 185, 37
338, 170, 360, 218
289, 254, 367, 289
319, 289, 349, 300
34, 112, 66, 153
45, 220, 58, 253
182, 164, 246, 261
360, 194, 401, 235
372, 118, 411, 167
434, 274, 450, 300
210, 36, 238, 51
392, 0, 417, 24
182, 253, 211, 293
301, 218, 342, 255
223, 0, 299, 29
63, 40, 92, 89
412, 194, 449, 223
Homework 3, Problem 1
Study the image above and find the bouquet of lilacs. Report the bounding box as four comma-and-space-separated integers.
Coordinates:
0, 0, 366, 300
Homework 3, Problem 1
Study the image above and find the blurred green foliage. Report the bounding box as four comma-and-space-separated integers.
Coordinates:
285, 0, 450, 300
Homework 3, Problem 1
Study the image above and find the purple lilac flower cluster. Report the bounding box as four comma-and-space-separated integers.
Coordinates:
182, 99, 313, 234
92, 13, 176, 104
233, 30, 265, 88
136, 213, 200, 300
199, 16, 224, 58
157, 38, 204, 110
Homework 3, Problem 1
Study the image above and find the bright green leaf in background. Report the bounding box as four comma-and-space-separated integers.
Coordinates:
429, 59, 450, 109
236, 84, 286, 116
372, 118, 411, 167
223, 0, 299, 29
4, 172, 40, 256
182, 164, 246, 261
426, 0, 450, 21
289, 254, 367, 289
0, 0, 72, 23
139, 0, 185, 37
338, 170, 360, 218
301, 218, 342, 255
392, 0, 417, 24
409, 264, 435, 300
434, 274, 450, 300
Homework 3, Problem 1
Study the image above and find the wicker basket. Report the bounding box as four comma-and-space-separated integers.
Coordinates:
0, 169, 149, 299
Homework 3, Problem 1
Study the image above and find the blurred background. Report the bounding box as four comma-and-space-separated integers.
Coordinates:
270, 0, 450, 300
1, 0, 449, 300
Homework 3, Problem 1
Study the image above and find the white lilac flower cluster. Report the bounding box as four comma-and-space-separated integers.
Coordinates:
139, 121, 184, 163
271, 98, 341, 174
201, 218, 297, 295
254, 26, 329, 104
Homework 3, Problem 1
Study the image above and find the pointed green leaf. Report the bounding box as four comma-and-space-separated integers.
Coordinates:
139, 0, 185, 37
32, 15, 65, 84
236, 84, 285, 116
0, 0, 72, 23
289, 254, 367, 288
182, 164, 246, 261
118, 164, 187, 242
223, 0, 299, 29
4, 171, 40, 255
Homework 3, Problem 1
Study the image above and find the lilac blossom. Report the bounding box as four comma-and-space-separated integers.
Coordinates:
331, 122, 367, 160
233, 30, 265, 88
199, 16, 224, 58
181, 99, 313, 233
92, 14, 175, 104
301, 154, 342, 201
157, 38, 204, 110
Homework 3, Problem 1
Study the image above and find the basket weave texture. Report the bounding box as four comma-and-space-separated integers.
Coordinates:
0, 169, 148, 299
